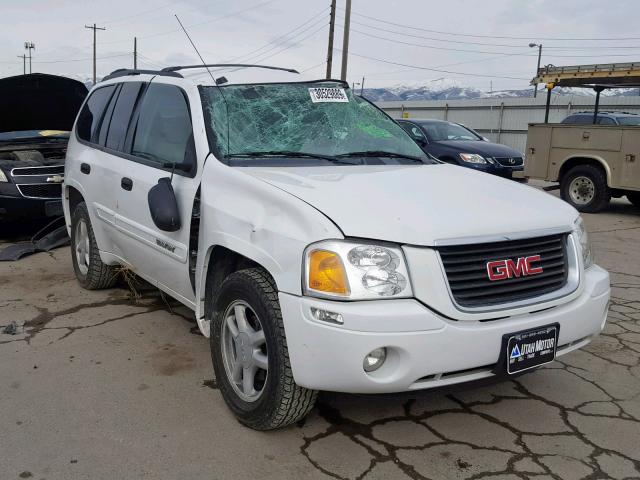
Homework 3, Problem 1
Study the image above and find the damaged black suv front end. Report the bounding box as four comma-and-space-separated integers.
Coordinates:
0, 74, 87, 221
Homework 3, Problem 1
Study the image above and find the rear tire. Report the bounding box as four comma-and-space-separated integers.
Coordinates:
627, 192, 640, 208
210, 268, 317, 430
560, 164, 610, 213
70, 202, 118, 290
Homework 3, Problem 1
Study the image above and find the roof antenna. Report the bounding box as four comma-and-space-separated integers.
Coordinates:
175, 15, 216, 85
175, 14, 231, 157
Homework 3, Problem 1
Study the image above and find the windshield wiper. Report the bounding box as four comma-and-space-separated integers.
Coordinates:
336, 150, 427, 163
230, 151, 360, 165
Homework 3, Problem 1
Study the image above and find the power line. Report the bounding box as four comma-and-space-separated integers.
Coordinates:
346, 9, 640, 42
344, 25, 640, 59
32, 53, 130, 64
232, 21, 328, 66
220, 7, 329, 64
347, 17, 640, 51
100, 0, 279, 46
341, 49, 530, 80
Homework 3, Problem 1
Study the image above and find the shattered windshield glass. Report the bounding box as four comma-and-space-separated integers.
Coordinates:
201, 82, 427, 162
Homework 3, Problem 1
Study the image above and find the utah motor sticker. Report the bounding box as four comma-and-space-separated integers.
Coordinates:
309, 87, 349, 103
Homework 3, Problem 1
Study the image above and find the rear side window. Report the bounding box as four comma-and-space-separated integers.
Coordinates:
76, 85, 116, 143
131, 84, 193, 166
597, 116, 616, 125
562, 115, 591, 125
105, 82, 144, 151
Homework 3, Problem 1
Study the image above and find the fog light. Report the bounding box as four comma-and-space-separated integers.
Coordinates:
311, 307, 343, 325
363, 347, 387, 372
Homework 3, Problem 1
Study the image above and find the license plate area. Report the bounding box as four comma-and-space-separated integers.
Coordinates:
497, 323, 559, 375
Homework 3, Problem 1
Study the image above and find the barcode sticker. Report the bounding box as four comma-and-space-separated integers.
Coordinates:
309, 87, 349, 103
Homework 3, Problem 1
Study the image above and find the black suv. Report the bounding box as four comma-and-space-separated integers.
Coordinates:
396, 118, 524, 179
561, 111, 640, 126
0, 74, 87, 221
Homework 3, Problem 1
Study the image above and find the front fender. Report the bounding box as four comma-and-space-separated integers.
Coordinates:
193, 162, 343, 333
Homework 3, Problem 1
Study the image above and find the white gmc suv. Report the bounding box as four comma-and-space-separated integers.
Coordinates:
63, 65, 610, 430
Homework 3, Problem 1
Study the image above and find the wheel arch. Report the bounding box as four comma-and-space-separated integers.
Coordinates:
66, 185, 84, 215
558, 156, 611, 186
196, 244, 279, 337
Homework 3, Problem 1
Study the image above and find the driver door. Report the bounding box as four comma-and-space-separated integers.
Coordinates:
109, 82, 201, 306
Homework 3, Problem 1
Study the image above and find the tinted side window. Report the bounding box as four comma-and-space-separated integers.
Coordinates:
572, 115, 593, 125
131, 84, 193, 166
105, 82, 144, 152
597, 116, 616, 125
76, 85, 116, 143
97, 84, 120, 146
399, 122, 426, 141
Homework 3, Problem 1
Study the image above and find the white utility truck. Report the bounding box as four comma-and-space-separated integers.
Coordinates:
63, 65, 610, 430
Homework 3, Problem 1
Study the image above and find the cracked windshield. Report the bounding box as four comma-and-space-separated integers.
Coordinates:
201, 82, 426, 161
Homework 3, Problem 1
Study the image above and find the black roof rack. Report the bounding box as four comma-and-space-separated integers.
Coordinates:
161, 63, 299, 74
102, 68, 183, 81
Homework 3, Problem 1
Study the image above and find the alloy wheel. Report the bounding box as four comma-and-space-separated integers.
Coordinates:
221, 300, 269, 402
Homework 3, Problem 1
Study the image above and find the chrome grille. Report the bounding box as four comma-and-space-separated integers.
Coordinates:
438, 234, 568, 308
11, 165, 64, 177
493, 157, 523, 167
16, 183, 62, 199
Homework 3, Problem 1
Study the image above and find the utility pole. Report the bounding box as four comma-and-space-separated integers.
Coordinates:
340, 0, 352, 81
360, 76, 364, 96
134, 37, 138, 69
17, 54, 26, 75
325, 0, 336, 79
24, 42, 35, 74
529, 43, 542, 98
85, 23, 106, 85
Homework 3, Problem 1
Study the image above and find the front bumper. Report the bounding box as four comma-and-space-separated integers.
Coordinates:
279, 265, 609, 393
0, 194, 62, 220
462, 163, 523, 178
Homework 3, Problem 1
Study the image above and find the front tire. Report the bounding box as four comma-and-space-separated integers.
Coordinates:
560, 164, 610, 213
210, 268, 317, 430
70, 202, 118, 290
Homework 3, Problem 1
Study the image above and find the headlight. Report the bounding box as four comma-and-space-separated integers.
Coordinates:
304, 240, 412, 300
573, 216, 593, 269
459, 153, 487, 164
0, 169, 7, 182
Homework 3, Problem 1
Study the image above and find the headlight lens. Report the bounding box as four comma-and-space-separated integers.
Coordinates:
0, 169, 7, 182
573, 216, 593, 269
304, 241, 412, 300
459, 153, 487, 164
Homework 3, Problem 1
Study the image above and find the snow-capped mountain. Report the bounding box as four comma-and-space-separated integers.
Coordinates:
362, 79, 640, 102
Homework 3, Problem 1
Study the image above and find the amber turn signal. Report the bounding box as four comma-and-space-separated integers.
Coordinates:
307, 250, 350, 295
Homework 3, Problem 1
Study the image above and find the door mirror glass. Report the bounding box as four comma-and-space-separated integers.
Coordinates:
148, 177, 181, 232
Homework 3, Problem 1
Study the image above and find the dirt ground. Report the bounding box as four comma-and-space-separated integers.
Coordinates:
1, 198, 639, 480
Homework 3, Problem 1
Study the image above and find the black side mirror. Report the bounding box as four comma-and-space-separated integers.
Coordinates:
148, 177, 181, 232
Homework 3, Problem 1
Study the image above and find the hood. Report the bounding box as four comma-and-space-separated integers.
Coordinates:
434, 140, 523, 158
243, 164, 577, 246
0, 74, 88, 133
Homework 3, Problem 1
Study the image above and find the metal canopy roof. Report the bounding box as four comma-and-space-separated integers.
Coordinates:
532, 62, 640, 88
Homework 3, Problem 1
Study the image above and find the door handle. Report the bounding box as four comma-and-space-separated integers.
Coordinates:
626, 154, 636, 163
80, 163, 91, 174
121, 177, 133, 191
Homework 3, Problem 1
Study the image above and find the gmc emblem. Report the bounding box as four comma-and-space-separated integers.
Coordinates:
486, 255, 543, 281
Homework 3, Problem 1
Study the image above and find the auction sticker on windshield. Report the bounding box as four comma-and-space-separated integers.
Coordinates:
309, 87, 349, 103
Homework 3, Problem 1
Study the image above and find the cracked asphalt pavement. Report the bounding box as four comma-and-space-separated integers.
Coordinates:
1, 199, 640, 480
